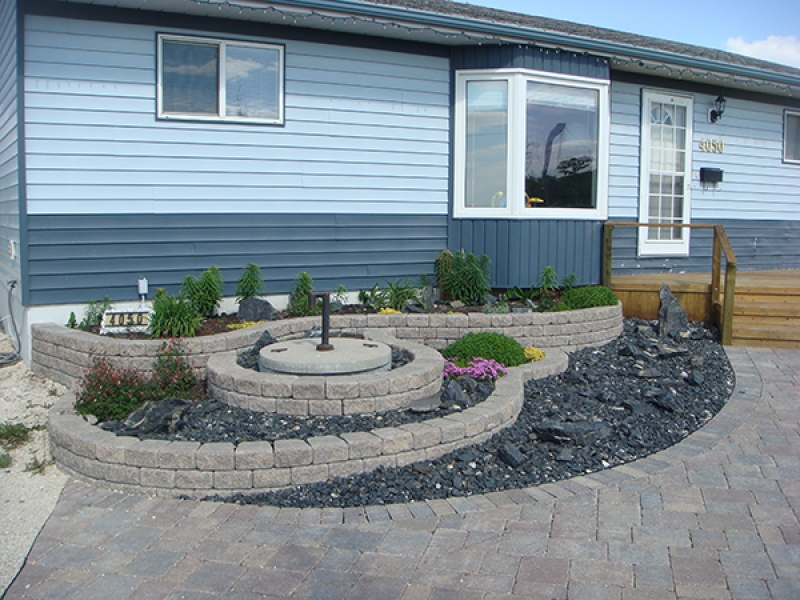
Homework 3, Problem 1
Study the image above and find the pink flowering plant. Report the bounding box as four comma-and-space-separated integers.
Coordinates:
443, 357, 508, 382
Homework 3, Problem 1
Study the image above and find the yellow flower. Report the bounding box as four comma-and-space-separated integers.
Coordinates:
378, 307, 402, 315
227, 321, 265, 330
524, 346, 545, 362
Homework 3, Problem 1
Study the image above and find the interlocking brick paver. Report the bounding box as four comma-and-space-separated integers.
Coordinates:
8, 347, 800, 600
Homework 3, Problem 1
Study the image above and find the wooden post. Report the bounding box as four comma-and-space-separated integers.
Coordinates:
602, 223, 614, 288
711, 226, 722, 323
722, 262, 736, 346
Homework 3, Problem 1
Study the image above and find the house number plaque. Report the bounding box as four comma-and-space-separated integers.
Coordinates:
699, 139, 724, 153
101, 309, 150, 335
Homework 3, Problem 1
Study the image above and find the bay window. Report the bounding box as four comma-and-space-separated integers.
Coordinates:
454, 69, 609, 219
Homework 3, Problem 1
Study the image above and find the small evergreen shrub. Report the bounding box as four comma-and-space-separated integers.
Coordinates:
288, 271, 320, 316
150, 338, 197, 399
148, 288, 202, 338
74, 357, 155, 422
235, 263, 265, 304
434, 249, 453, 295
181, 266, 224, 317
561, 286, 619, 310
442, 332, 526, 368
442, 251, 491, 305
79, 296, 113, 330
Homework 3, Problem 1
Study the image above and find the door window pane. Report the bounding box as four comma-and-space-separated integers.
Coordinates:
465, 80, 508, 208
162, 41, 218, 115
525, 82, 598, 209
226, 45, 280, 120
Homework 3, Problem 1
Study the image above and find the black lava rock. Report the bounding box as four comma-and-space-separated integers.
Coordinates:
237, 297, 277, 322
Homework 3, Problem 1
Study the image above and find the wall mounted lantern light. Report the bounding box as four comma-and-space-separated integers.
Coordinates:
709, 95, 726, 123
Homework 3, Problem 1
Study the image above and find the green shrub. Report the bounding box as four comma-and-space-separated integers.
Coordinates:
288, 271, 320, 316
74, 357, 155, 422
434, 249, 453, 295
0, 422, 31, 450
181, 266, 223, 317
148, 288, 202, 338
151, 338, 197, 399
74, 343, 200, 422
441, 251, 491, 305
0, 451, 10, 468
442, 332, 526, 368
79, 296, 113, 330
235, 263, 265, 304
382, 279, 419, 311
358, 283, 386, 311
561, 286, 619, 310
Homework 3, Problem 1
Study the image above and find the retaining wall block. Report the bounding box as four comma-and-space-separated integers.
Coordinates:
342, 397, 375, 415
261, 375, 296, 398
371, 428, 414, 455
176, 470, 214, 489
95, 435, 141, 464
363, 454, 396, 472
325, 376, 360, 400
292, 377, 326, 400
106, 463, 141, 485
276, 398, 309, 415
214, 470, 253, 489
253, 467, 292, 489
235, 441, 275, 470
291, 464, 329, 486
308, 399, 343, 416
158, 441, 200, 470
273, 439, 313, 467
307, 436, 349, 464
125, 439, 171, 468
339, 431, 382, 459
437, 418, 466, 443
140, 467, 176, 489
353, 373, 389, 397
195, 443, 236, 470
328, 459, 365, 480
398, 422, 441, 449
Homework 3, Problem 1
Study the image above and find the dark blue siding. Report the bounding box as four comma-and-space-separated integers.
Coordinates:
610, 219, 800, 274
449, 220, 604, 288
449, 45, 609, 289
26, 213, 447, 305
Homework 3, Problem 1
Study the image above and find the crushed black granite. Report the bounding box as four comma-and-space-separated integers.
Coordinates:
205, 319, 734, 508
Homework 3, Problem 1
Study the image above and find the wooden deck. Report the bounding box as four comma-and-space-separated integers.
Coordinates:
610, 269, 800, 348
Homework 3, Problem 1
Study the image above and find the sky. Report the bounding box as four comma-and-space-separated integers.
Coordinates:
476, 0, 800, 69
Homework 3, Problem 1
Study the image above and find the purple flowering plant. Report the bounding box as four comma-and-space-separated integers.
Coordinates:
443, 357, 508, 382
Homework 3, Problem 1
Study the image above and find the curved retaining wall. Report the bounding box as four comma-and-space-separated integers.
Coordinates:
207, 335, 444, 416
31, 303, 622, 388
49, 351, 569, 498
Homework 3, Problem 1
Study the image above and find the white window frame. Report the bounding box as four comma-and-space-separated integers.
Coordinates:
453, 68, 609, 220
157, 34, 285, 125
784, 110, 800, 164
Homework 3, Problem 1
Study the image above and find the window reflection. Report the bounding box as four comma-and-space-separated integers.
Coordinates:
162, 41, 219, 115
226, 45, 280, 119
465, 80, 508, 208
524, 82, 598, 209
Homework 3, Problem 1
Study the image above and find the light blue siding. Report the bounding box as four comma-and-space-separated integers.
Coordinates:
609, 80, 800, 223
0, 0, 20, 291
23, 15, 451, 216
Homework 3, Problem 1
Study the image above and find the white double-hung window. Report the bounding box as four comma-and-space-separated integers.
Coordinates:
157, 34, 284, 125
454, 69, 609, 219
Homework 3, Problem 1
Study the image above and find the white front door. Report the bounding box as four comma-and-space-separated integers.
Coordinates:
638, 90, 693, 256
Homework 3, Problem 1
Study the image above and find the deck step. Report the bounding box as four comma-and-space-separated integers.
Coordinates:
730, 287, 800, 346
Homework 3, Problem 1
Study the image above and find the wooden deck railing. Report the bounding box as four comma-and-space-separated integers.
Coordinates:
602, 223, 738, 345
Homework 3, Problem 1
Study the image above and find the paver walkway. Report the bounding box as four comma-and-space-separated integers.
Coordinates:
4, 347, 800, 599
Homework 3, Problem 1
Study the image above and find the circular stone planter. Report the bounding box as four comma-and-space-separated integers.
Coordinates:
208, 335, 443, 416
48, 350, 569, 498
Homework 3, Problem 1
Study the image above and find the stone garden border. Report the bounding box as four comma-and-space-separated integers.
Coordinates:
31, 303, 622, 388
49, 350, 569, 498
207, 333, 445, 416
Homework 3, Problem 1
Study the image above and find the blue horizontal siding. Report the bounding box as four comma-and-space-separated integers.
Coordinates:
449, 220, 604, 288
452, 45, 610, 79
0, 0, 20, 291
26, 213, 448, 305
23, 14, 451, 216
610, 219, 800, 274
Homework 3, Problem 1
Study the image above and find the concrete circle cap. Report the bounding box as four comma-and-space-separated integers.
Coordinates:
258, 338, 392, 375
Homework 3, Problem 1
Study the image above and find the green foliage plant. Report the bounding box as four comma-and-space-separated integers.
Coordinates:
235, 263, 265, 304
382, 279, 419, 311
506, 285, 537, 303
534, 265, 560, 311
182, 266, 224, 317
288, 271, 320, 316
434, 249, 453, 295
561, 286, 619, 310
442, 250, 491, 305
79, 296, 113, 330
75, 343, 200, 422
66, 312, 77, 329
0, 422, 32, 450
151, 338, 197, 399
148, 288, 202, 338
358, 283, 386, 311
0, 452, 10, 468
74, 357, 155, 422
441, 332, 526, 368
332, 284, 348, 305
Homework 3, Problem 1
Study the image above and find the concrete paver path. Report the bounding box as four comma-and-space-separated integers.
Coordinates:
4, 347, 800, 599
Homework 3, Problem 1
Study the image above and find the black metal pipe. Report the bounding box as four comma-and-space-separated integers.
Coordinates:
308, 291, 334, 351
